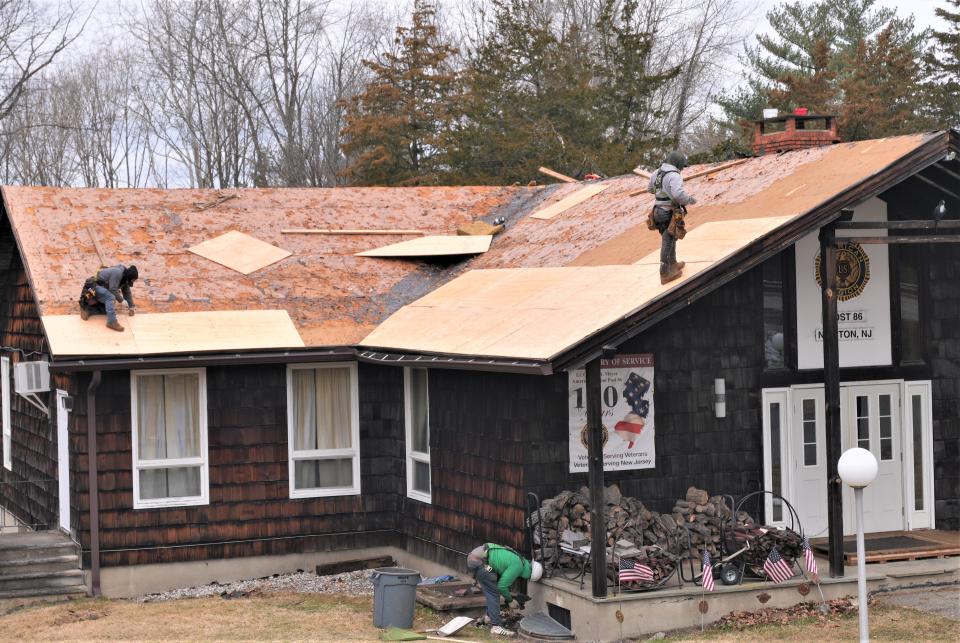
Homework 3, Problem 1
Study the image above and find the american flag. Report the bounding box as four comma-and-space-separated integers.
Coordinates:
619, 557, 654, 583
701, 550, 715, 592
764, 547, 794, 584
802, 536, 818, 576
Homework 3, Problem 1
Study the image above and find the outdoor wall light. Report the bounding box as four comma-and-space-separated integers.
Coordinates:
838, 447, 879, 643
713, 378, 726, 418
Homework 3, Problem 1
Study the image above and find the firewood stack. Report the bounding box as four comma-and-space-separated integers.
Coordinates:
736, 525, 804, 570
530, 484, 757, 573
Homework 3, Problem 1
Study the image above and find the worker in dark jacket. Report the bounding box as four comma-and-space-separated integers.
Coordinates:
467, 543, 543, 637
78, 264, 138, 332
648, 151, 697, 284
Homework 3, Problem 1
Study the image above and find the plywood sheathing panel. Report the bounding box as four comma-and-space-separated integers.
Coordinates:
356, 235, 492, 257
42, 310, 304, 357
529, 183, 610, 220
361, 264, 714, 360
633, 216, 795, 265
188, 230, 292, 275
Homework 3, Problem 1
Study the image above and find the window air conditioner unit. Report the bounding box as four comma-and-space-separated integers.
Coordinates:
14, 361, 50, 394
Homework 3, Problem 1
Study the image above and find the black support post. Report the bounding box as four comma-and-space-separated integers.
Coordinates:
585, 357, 607, 598
819, 224, 844, 578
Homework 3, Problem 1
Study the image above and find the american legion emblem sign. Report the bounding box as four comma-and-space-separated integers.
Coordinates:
568, 354, 656, 473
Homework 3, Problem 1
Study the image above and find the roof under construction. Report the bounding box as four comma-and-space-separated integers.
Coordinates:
1, 130, 954, 366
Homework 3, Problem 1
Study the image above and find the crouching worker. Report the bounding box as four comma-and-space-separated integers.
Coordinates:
79, 264, 139, 332
467, 543, 543, 638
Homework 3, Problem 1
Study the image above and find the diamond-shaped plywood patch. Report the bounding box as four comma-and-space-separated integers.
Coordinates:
189, 230, 291, 275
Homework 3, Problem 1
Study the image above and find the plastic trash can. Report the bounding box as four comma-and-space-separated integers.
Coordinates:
371, 567, 421, 629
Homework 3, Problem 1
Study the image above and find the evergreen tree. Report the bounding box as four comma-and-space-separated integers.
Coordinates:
924, 0, 960, 128
340, 1, 461, 186
717, 0, 928, 143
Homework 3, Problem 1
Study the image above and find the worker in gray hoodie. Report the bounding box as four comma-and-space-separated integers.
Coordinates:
78, 264, 138, 332
648, 151, 697, 284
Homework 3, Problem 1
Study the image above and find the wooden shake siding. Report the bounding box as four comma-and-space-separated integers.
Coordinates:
523, 265, 766, 520
0, 212, 62, 530
71, 363, 405, 567
402, 370, 529, 569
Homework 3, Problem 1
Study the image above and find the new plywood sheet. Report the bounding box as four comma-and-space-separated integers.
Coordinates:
529, 184, 609, 220
634, 216, 796, 265
356, 235, 492, 257
188, 230, 291, 275
43, 310, 304, 357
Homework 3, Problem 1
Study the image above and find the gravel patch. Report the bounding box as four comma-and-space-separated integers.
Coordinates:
877, 585, 960, 620
135, 569, 375, 603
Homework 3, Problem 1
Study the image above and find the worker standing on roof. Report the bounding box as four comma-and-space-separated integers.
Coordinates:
467, 542, 543, 637
648, 151, 696, 284
78, 264, 138, 332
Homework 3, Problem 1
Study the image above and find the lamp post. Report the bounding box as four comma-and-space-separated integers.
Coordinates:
838, 447, 878, 643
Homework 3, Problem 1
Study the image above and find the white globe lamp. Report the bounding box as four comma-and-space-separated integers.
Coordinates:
838, 447, 878, 643
838, 448, 878, 488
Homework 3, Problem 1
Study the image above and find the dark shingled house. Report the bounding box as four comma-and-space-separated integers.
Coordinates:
0, 128, 956, 599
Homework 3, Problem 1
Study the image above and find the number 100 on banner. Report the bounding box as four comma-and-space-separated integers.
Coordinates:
568, 354, 656, 473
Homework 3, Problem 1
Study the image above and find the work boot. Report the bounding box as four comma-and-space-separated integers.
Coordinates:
106, 320, 125, 332
79, 306, 90, 321
490, 625, 516, 637
660, 262, 683, 285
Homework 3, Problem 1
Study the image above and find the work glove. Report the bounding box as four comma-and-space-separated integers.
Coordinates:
509, 599, 523, 610
128, 307, 136, 316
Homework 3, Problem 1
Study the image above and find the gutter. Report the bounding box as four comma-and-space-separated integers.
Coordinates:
49, 346, 553, 376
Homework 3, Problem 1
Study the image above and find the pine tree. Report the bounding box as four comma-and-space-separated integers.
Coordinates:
717, 0, 928, 143
340, 1, 461, 186
924, 0, 960, 128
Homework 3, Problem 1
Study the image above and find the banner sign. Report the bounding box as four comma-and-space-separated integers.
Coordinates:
794, 198, 892, 369
568, 354, 656, 473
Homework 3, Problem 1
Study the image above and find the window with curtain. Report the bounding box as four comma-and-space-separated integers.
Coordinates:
287, 363, 360, 498
405, 368, 430, 503
131, 369, 208, 508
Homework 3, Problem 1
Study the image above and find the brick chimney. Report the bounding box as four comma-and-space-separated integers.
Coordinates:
753, 113, 840, 155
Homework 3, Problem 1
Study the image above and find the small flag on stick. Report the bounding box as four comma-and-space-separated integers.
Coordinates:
802, 536, 819, 576
764, 547, 795, 584
701, 550, 715, 592
619, 557, 654, 583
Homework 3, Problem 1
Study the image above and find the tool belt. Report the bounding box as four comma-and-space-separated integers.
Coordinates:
667, 206, 687, 239
80, 277, 98, 306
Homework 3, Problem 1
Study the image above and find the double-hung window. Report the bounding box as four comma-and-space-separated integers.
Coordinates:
404, 368, 431, 503
287, 363, 360, 498
131, 368, 209, 509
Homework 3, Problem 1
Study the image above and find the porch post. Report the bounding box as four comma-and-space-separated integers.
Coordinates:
585, 357, 607, 598
819, 222, 844, 578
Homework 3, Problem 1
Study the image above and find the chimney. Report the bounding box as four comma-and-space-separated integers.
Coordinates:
753, 112, 840, 155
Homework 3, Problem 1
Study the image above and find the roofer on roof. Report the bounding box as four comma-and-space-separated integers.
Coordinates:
467, 542, 543, 637
648, 150, 697, 284
78, 264, 138, 332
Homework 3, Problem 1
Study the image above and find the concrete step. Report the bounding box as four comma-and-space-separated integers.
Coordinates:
0, 554, 79, 575
0, 532, 77, 562
0, 568, 85, 592
0, 584, 88, 614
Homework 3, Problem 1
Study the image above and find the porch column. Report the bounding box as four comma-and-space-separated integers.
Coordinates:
585, 357, 607, 598
819, 222, 844, 578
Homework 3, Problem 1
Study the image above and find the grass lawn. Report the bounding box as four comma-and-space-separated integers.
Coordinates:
0, 593, 953, 642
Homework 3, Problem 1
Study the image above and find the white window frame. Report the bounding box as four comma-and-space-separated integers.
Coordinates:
761, 387, 789, 528
130, 368, 209, 509
404, 367, 431, 504
286, 362, 361, 499
2, 356, 10, 471
903, 380, 935, 530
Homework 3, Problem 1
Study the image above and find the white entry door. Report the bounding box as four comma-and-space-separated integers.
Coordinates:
842, 384, 903, 533
790, 388, 828, 536
56, 390, 70, 534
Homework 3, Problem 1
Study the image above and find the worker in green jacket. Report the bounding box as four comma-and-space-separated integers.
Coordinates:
467, 543, 543, 637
